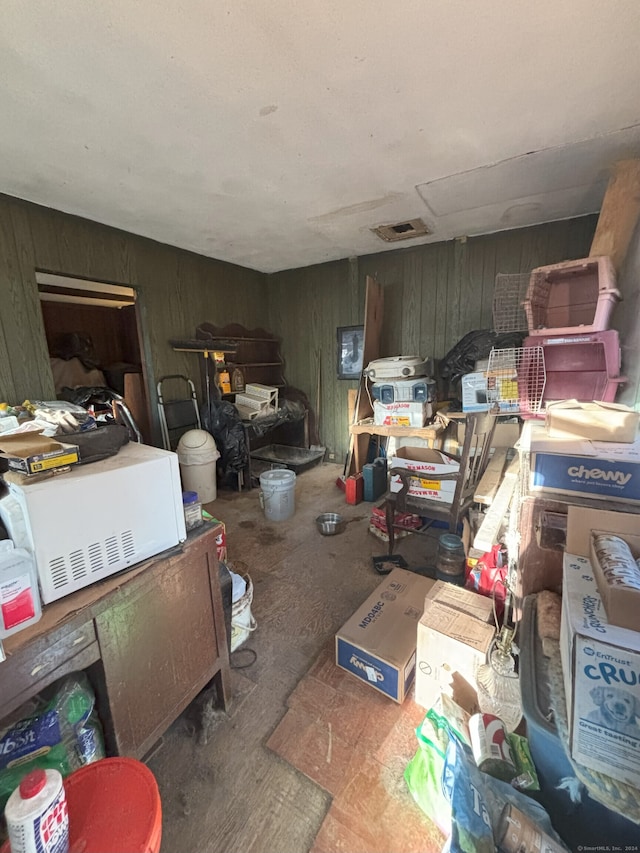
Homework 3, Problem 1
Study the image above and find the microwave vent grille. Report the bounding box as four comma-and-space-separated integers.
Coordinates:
69, 549, 88, 581
122, 530, 135, 560
45, 530, 138, 594
50, 556, 68, 589
88, 542, 103, 573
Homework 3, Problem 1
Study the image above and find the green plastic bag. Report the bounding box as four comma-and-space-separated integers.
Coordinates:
0, 672, 105, 814
404, 696, 470, 836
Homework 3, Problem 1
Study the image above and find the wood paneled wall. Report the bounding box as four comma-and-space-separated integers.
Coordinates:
615, 216, 640, 409
0, 192, 598, 457
0, 195, 267, 439
268, 216, 598, 462
41, 301, 141, 368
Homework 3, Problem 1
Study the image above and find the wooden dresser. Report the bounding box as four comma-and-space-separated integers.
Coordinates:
0, 524, 230, 759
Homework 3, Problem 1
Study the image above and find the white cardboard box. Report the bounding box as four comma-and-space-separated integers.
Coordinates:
415, 593, 495, 710
461, 372, 519, 414
561, 551, 640, 788
373, 400, 431, 427
389, 446, 459, 503
335, 568, 435, 703
520, 420, 640, 505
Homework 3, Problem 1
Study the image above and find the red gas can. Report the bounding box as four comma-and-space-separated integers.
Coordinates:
345, 473, 364, 505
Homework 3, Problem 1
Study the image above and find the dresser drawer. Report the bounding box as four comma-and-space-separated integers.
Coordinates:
1, 618, 98, 719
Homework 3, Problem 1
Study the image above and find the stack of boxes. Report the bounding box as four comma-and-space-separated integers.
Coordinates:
366, 357, 436, 428
234, 383, 278, 421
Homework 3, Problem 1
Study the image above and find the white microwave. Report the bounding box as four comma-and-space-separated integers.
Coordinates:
0, 442, 187, 603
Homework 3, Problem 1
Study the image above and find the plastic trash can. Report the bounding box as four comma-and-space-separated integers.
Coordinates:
177, 429, 220, 503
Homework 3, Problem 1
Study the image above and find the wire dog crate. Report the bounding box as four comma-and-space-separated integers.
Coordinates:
492, 273, 531, 333
486, 346, 546, 417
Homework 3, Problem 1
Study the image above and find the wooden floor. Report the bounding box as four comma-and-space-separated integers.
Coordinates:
148, 462, 442, 853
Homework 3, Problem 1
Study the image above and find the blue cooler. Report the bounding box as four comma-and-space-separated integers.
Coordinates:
520, 595, 639, 849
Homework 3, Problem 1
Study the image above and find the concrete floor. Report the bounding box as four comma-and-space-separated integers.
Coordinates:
148, 461, 439, 853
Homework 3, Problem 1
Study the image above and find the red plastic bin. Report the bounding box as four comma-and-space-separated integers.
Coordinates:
524, 255, 620, 336
523, 330, 625, 411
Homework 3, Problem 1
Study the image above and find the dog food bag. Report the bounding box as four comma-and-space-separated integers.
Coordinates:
441, 736, 566, 853
593, 534, 640, 590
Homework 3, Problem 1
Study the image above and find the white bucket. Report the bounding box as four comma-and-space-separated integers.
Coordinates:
259, 469, 296, 522
231, 574, 257, 652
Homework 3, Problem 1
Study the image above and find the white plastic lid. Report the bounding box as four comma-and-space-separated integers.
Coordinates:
177, 429, 220, 464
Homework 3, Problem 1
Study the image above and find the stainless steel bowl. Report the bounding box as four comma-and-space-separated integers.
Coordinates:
315, 512, 346, 536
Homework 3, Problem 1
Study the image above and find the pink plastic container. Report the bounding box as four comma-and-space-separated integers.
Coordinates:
524, 255, 620, 336
524, 330, 625, 411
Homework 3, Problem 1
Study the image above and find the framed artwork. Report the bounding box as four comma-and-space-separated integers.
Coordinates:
337, 325, 364, 379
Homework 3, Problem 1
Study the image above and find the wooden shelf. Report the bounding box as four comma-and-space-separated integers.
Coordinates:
349, 420, 444, 473
350, 422, 443, 440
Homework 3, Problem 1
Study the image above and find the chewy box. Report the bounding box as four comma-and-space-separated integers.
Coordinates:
389, 447, 459, 503
560, 552, 640, 789
335, 568, 435, 703
521, 420, 640, 504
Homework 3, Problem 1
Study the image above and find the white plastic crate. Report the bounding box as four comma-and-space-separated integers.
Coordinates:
244, 384, 278, 405
235, 393, 270, 411
235, 404, 277, 421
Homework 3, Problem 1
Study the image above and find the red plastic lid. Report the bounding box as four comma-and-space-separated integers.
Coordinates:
19, 769, 46, 799
63, 758, 162, 853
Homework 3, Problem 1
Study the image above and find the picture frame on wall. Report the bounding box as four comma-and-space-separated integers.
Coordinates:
337, 325, 364, 379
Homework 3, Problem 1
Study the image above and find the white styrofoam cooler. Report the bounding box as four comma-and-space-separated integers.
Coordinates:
364, 356, 431, 380
372, 378, 436, 404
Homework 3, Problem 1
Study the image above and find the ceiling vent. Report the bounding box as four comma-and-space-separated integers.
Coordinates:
372, 218, 430, 242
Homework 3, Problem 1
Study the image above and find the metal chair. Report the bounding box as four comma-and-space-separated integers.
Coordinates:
383, 412, 497, 554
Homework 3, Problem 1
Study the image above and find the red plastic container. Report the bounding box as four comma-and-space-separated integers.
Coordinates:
523, 330, 625, 410
524, 255, 620, 336
64, 758, 161, 853
345, 473, 364, 505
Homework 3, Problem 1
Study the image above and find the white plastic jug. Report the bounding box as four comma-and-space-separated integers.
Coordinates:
0, 540, 42, 639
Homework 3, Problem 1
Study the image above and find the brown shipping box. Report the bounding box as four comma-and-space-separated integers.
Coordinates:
425, 580, 495, 624
415, 594, 495, 710
0, 433, 79, 475
546, 400, 639, 443
566, 506, 640, 632
335, 568, 435, 703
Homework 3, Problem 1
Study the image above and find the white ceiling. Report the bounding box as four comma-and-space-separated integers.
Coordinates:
1, 1, 640, 274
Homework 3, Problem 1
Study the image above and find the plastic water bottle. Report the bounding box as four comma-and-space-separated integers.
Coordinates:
5, 768, 69, 853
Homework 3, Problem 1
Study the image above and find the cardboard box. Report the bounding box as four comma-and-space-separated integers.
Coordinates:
425, 580, 495, 624
335, 568, 435, 703
388, 446, 459, 503
0, 434, 79, 475
521, 421, 640, 504
546, 400, 639, 443
566, 506, 640, 631
453, 418, 521, 450
373, 400, 430, 427
561, 551, 640, 788
461, 372, 519, 414
415, 593, 495, 710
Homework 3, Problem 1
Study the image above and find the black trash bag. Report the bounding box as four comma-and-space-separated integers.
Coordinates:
246, 399, 306, 438
200, 400, 248, 486
439, 329, 526, 384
